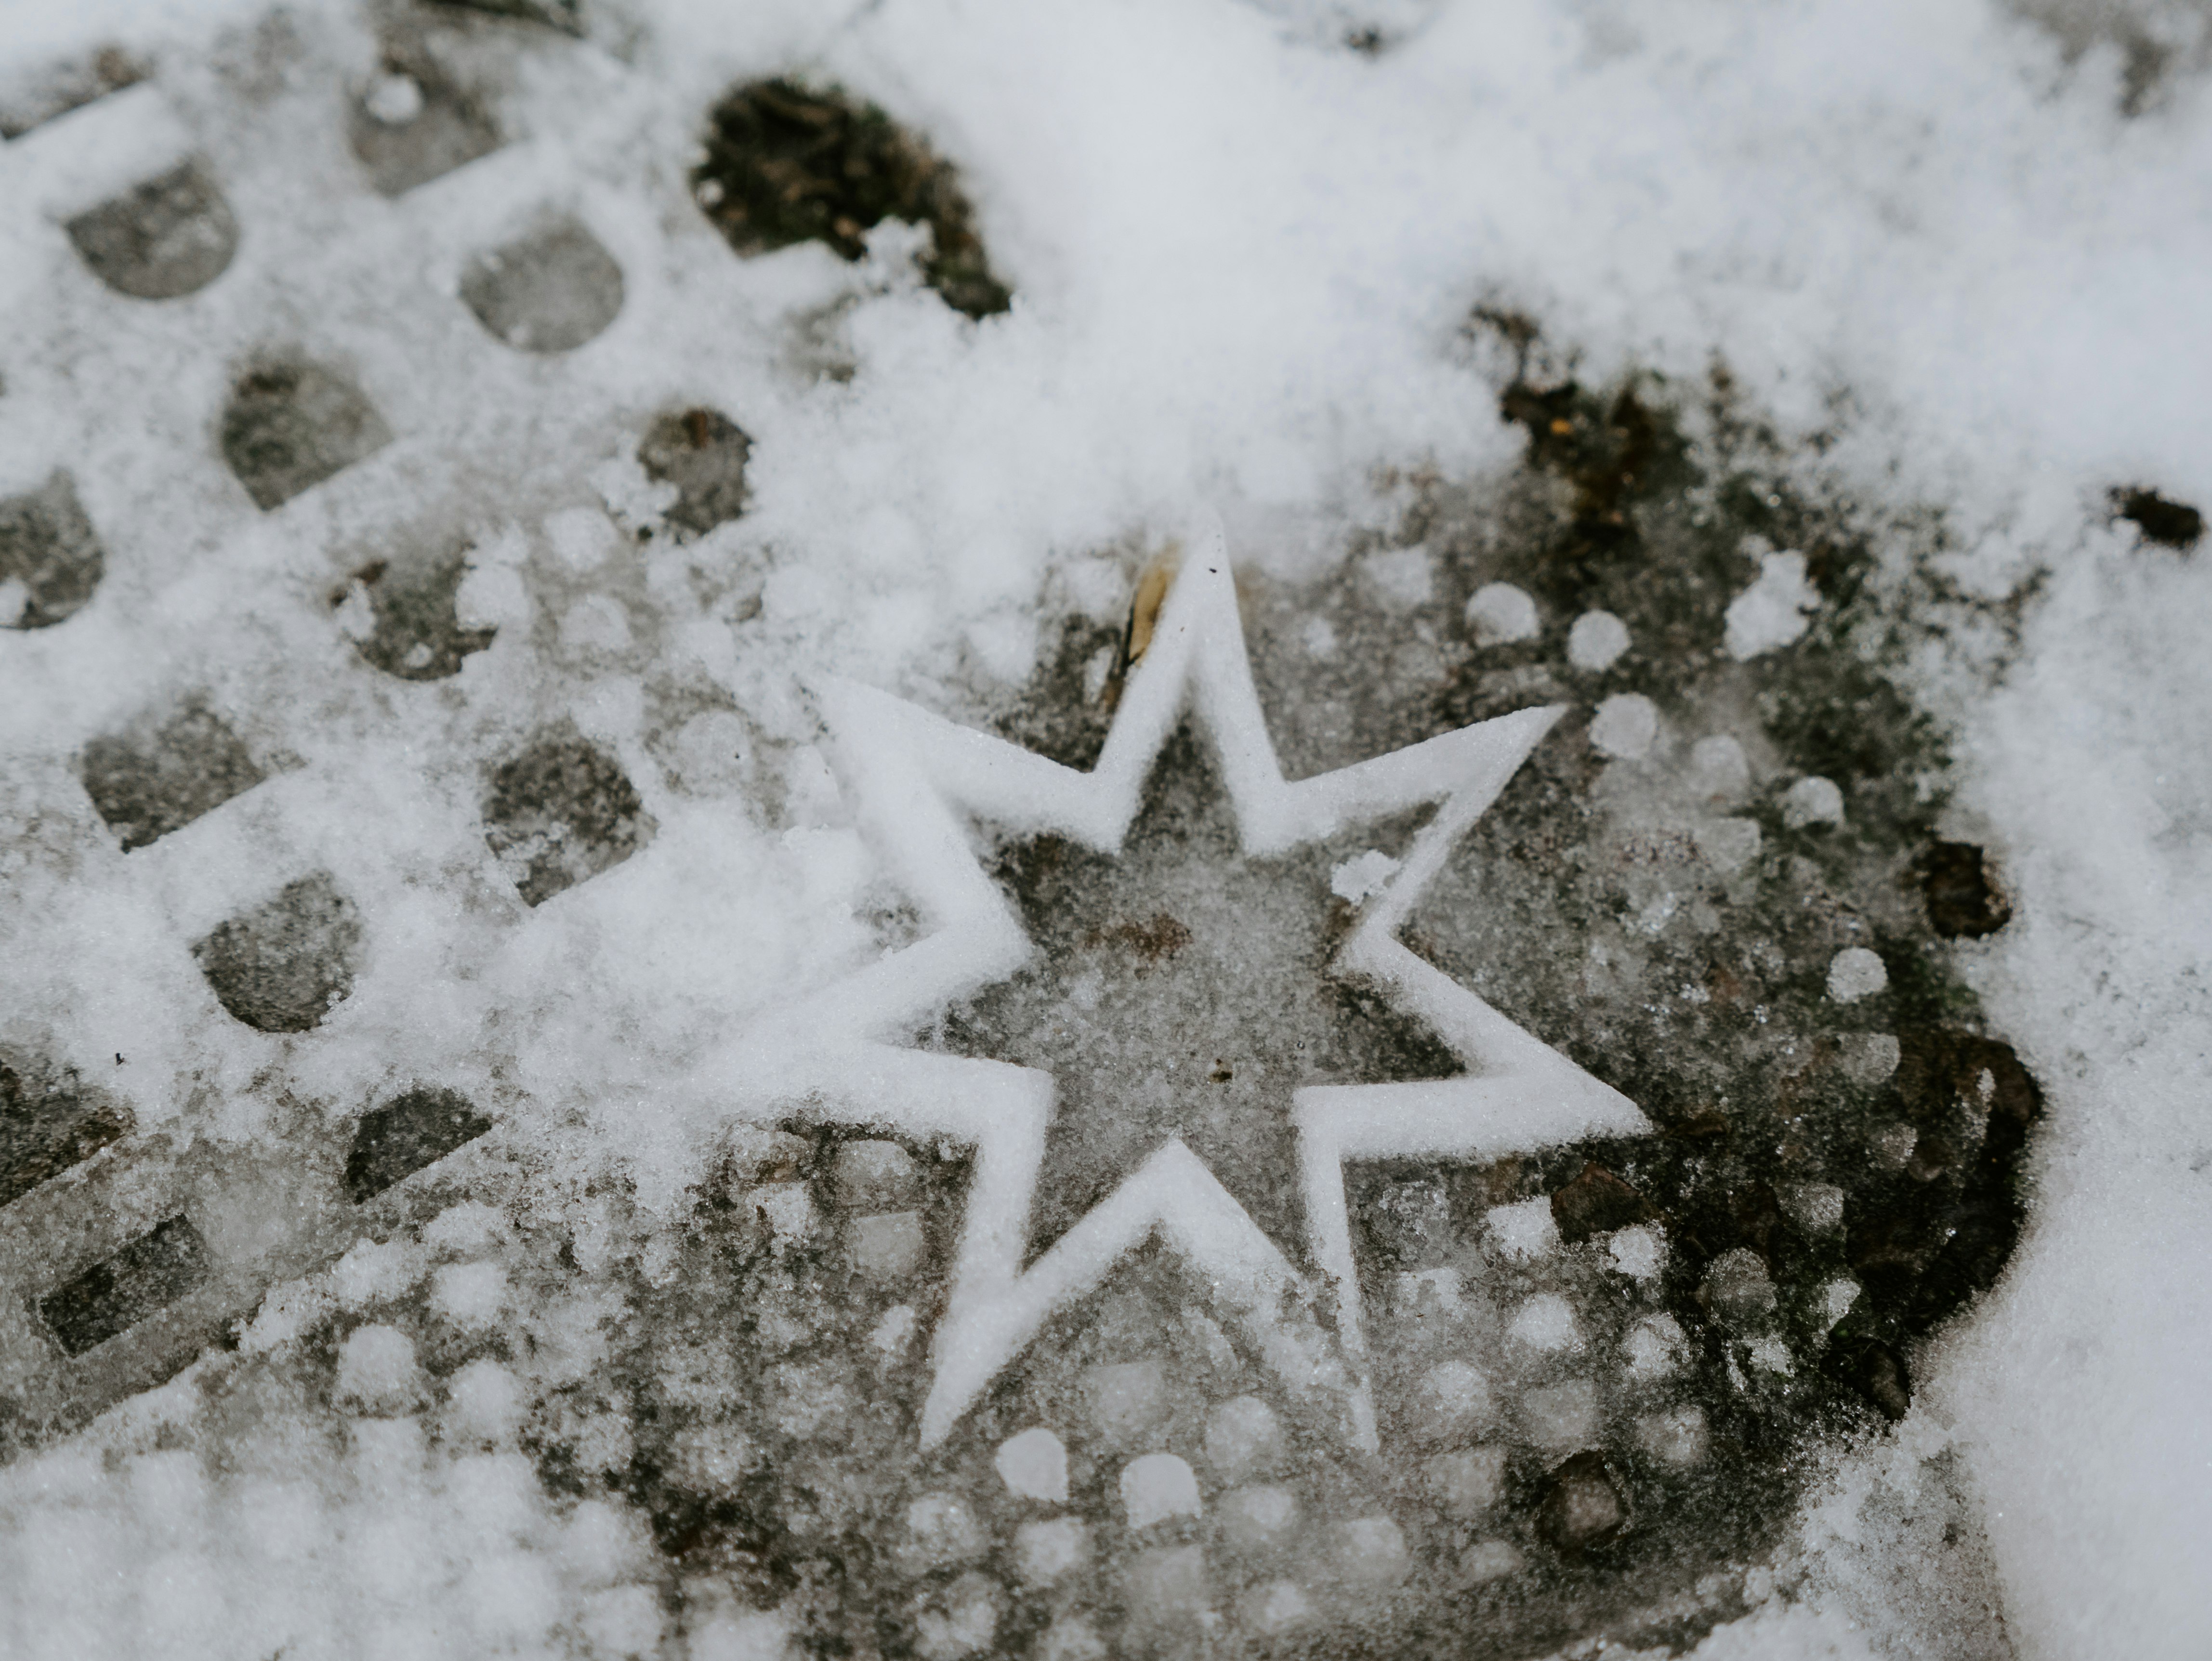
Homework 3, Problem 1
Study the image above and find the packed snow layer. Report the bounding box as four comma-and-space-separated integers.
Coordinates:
0, 0, 2209, 1658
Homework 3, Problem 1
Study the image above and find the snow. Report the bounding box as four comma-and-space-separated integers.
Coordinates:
1638, 1405, 1711, 1470
1687, 735, 1751, 804
1203, 1395, 1286, 1480
1724, 548, 1821, 660
1329, 847, 1401, 902
1606, 1223, 1665, 1279
1565, 609, 1631, 671
1465, 580, 1539, 643
993, 1426, 1069, 1503
1508, 1291, 1583, 1351
1, 0, 2209, 1655
1827, 946, 1892, 1002
1519, 1377, 1600, 1455
1783, 775, 1847, 830
1014, 1515, 1089, 1584
1588, 691, 1659, 759
1119, 1452, 1203, 1527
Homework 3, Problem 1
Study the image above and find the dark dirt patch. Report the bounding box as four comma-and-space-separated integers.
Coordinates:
0, 471, 104, 629
461, 218, 625, 353
0, 1059, 130, 1211
80, 702, 265, 850
1921, 841, 2011, 939
65, 158, 240, 301
191, 873, 364, 1033
345, 544, 495, 680
1347, 322, 2042, 1439
692, 78, 1011, 321
1084, 911, 1192, 965
2112, 485, 2204, 550
483, 731, 654, 905
931, 316, 2042, 1655
40, 1216, 211, 1356
343, 1086, 493, 1202
221, 359, 393, 510
638, 407, 752, 536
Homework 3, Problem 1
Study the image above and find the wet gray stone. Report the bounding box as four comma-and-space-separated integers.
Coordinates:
347, 57, 501, 196
637, 407, 752, 535
79, 702, 265, 850
343, 1086, 492, 1202
482, 731, 653, 905
459, 219, 625, 354
0, 1060, 129, 1212
39, 1217, 211, 1356
348, 544, 495, 680
191, 873, 363, 1032
220, 360, 393, 510
0, 471, 104, 629
64, 158, 240, 300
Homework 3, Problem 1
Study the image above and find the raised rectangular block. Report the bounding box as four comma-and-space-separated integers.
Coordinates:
40, 1216, 212, 1356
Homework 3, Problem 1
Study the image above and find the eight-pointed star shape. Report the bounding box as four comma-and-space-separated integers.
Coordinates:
718, 527, 1650, 1450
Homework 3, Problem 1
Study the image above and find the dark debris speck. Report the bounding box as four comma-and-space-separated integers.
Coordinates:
1549, 1160, 1651, 1243
1922, 841, 2012, 939
2112, 485, 2203, 551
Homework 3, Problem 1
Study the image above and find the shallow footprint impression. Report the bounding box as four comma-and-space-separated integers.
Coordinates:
0, 9, 2105, 1661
